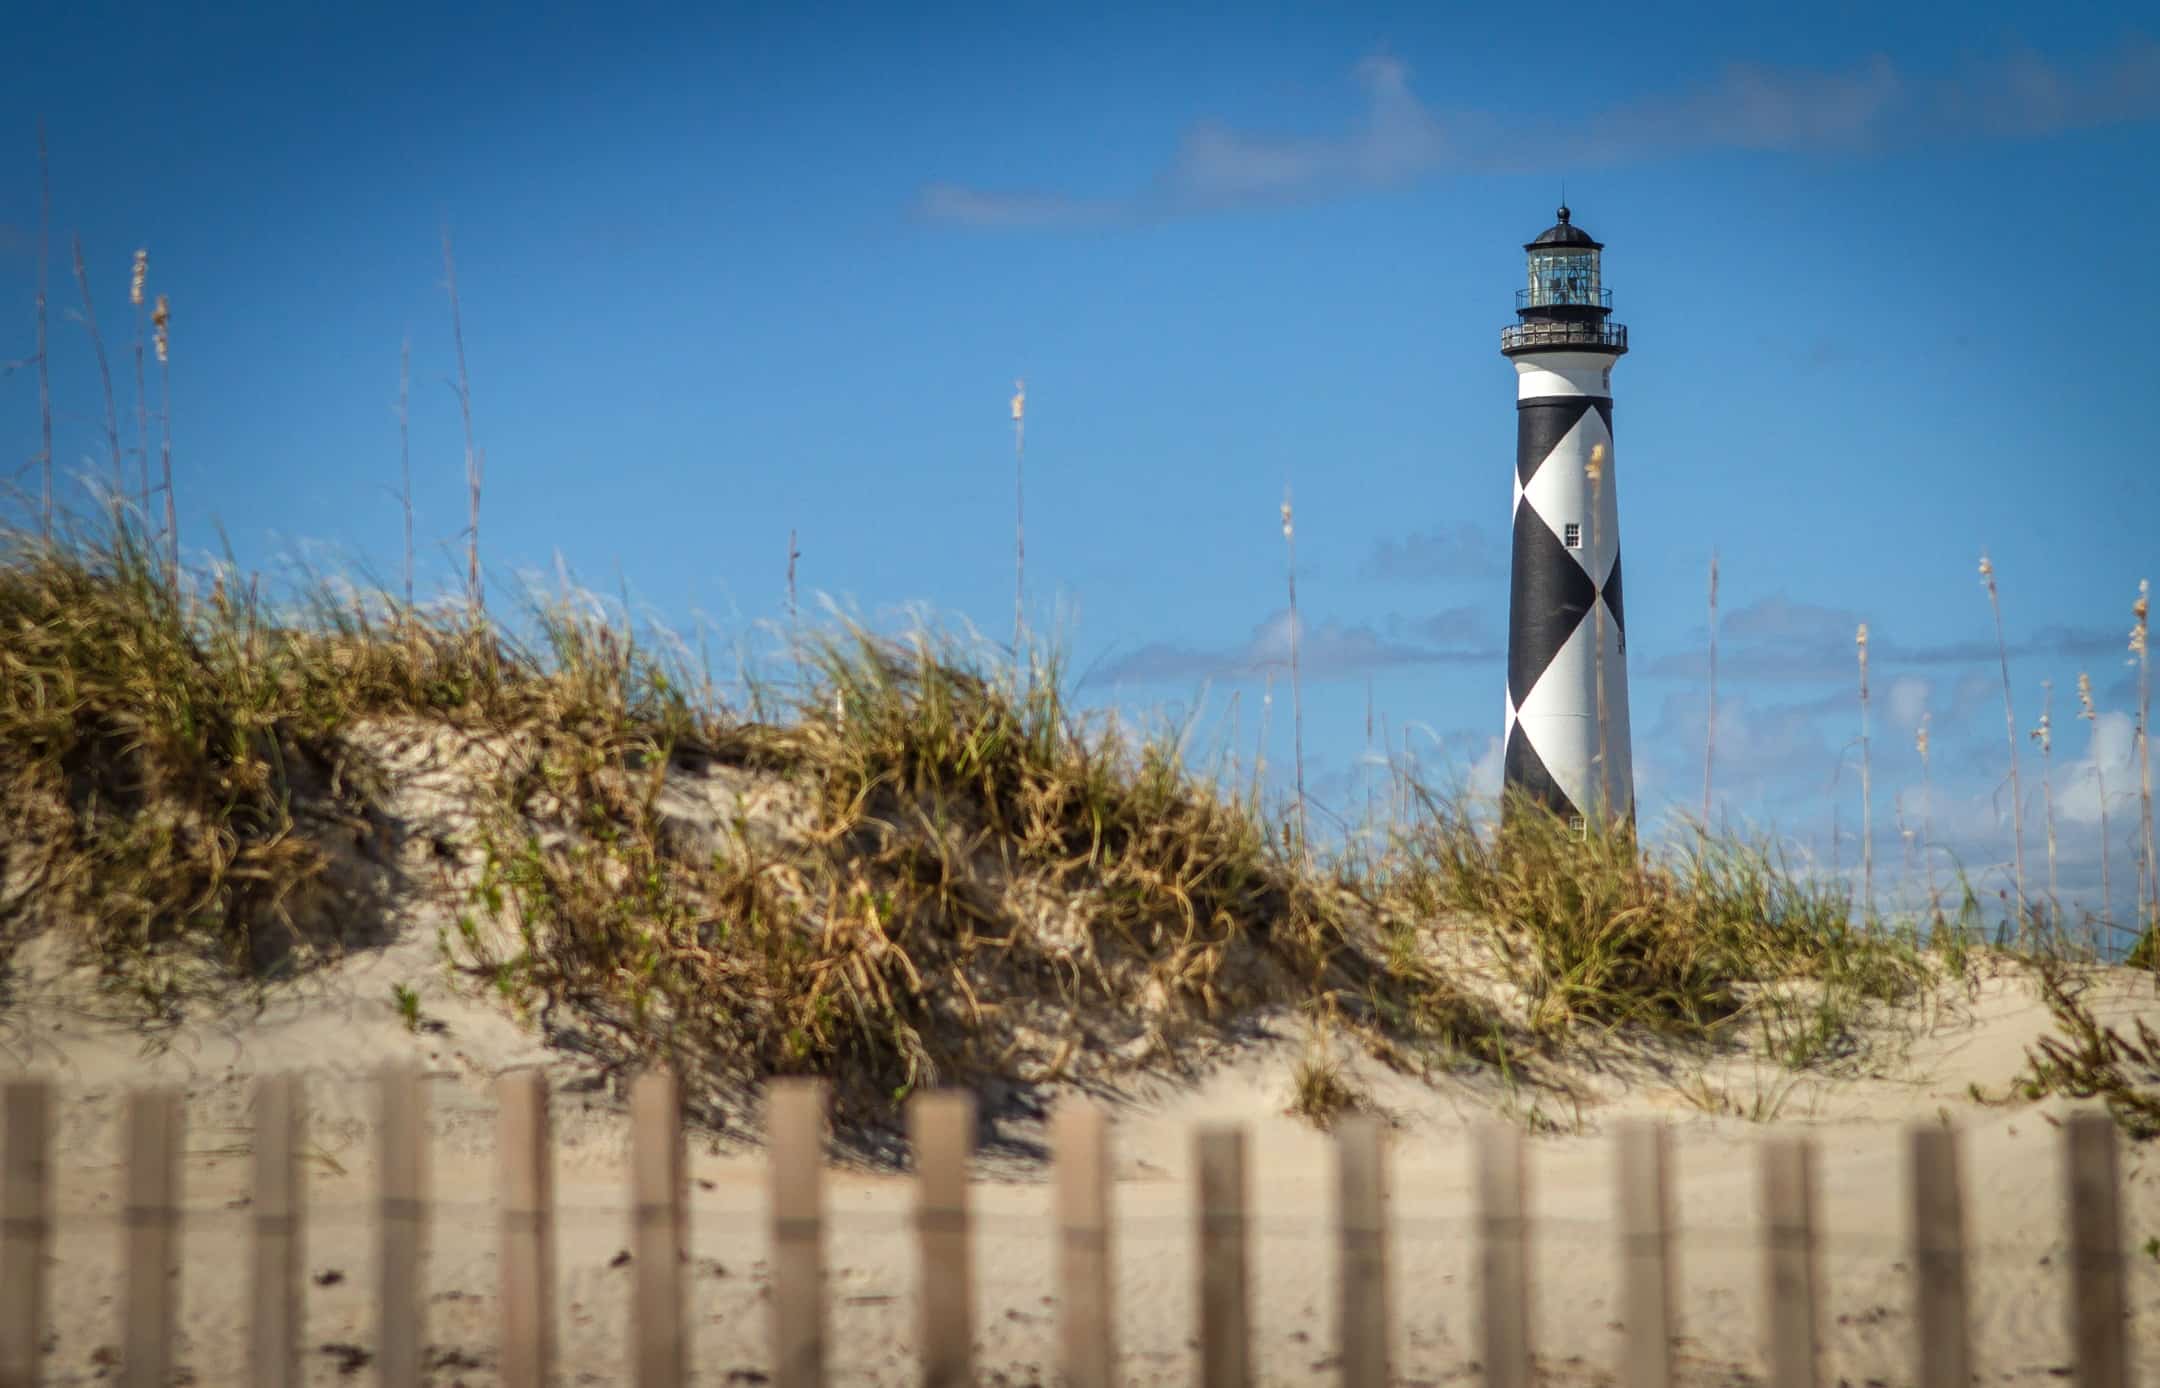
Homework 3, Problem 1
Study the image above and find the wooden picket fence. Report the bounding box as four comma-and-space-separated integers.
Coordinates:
0, 1069, 2137, 1387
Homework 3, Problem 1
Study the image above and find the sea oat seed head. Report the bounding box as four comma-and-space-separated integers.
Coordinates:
152, 294, 170, 364
130, 249, 146, 306
2078, 671, 2096, 720
1916, 713, 1929, 759
1280, 499, 1293, 541
1010, 378, 1024, 422
1856, 623, 1868, 650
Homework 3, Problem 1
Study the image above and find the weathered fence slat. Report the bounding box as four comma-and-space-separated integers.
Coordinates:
1337, 1116, 1389, 1388
1, 1078, 52, 1388
769, 1079, 827, 1388
122, 1087, 182, 1388
1478, 1122, 1531, 1388
1053, 1100, 1114, 1388
1910, 1125, 1970, 1388
249, 1073, 304, 1388
378, 1064, 427, 1388
497, 1069, 555, 1388
1196, 1125, 1250, 1388
632, 1070, 687, 1388
1760, 1136, 1821, 1388
913, 1091, 976, 1388
14, 1070, 2125, 1388
2065, 1112, 2127, 1388
1616, 1121, 1675, 1388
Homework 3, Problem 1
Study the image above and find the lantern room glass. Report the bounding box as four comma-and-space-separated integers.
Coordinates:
1527, 249, 1601, 307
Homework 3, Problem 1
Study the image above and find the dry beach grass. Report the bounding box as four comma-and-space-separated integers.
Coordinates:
3, 516, 2048, 1126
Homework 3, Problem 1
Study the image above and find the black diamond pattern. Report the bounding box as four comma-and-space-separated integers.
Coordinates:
1515, 397, 1595, 488
1601, 547, 1624, 635
1507, 502, 1596, 711
1503, 720, 1580, 824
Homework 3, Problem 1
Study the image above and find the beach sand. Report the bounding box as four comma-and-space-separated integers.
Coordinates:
6, 915, 2158, 1387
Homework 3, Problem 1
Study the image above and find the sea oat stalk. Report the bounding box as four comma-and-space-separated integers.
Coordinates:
1282, 488, 1307, 858
1703, 547, 1719, 843
1919, 713, 1940, 926
397, 337, 413, 608
1896, 791, 1915, 912
130, 249, 152, 525
1858, 622, 1873, 922
442, 228, 482, 616
152, 293, 175, 584
1364, 676, 1377, 839
787, 527, 801, 636
2033, 681, 2059, 947
1979, 551, 2028, 941
1011, 378, 1025, 659
70, 237, 126, 509
34, 121, 53, 539
2078, 672, 2112, 936
2134, 580, 2154, 939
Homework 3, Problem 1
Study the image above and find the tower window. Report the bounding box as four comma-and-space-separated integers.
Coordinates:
1563, 522, 1582, 549
1568, 814, 1587, 839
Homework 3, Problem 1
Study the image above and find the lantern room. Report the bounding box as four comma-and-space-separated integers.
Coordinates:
1502, 205, 1628, 356
1524, 206, 1606, 310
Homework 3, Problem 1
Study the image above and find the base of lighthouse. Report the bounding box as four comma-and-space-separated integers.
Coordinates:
1503, 349, 1633, 829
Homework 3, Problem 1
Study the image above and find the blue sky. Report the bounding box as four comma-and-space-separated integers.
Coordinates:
5, 2, 2157, 930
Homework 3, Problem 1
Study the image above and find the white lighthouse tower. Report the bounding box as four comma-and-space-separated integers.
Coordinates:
1500, 205, 1633, 830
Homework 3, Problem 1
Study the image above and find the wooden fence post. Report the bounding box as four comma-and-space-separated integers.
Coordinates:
632, 1070, 687, 1388
1337, 1115, 1389, 1388
912, 1091, 976, 1388
1, 1078, 52, 1388
1195, 1125, 1249, 1388
768, 1079, 826, 1388
2065, 1112, 2127, 1388
497, 1069, 555, 1388
378, 1064, 427, 1388
1053, 1100, 1113, 1388
1477, 1122, 1531, 1388
1615, 1121, 1675, 1388
1760, 1136, 1821, 1388
122, 1087, 182, 1388
1910, 1125, 1969, 1388
250, 1073, 304, 1388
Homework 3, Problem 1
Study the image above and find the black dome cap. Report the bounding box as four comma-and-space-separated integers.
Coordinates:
1525, 204, 1602, 251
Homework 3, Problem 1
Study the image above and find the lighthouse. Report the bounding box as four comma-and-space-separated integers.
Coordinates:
1500, 205, 1633, 831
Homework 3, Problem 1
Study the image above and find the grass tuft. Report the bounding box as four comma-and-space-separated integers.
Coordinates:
1381, 785, 1931, 1065
1287, 1039, 1372, 1130
1999, 961, 2160, 1140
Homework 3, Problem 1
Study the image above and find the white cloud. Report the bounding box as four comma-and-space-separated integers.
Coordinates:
1885, 675, 1933, 732
1092, 607, 1500, 686
1467, 734, 1504, 799
2056, 710, 2140, 828
919, 41, 2160, 228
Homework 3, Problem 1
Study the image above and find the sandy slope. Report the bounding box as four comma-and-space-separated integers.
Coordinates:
5, 914, 2159, 1388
